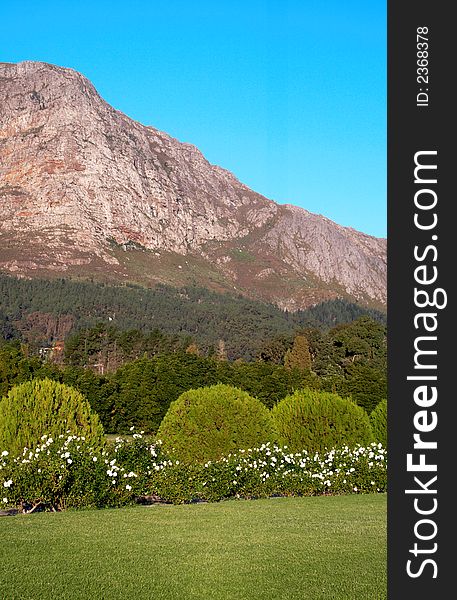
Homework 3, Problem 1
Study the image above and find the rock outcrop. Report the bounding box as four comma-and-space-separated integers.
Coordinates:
0, 61, 386, 310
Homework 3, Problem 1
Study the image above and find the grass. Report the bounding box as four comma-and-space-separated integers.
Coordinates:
0, 494, 386, 600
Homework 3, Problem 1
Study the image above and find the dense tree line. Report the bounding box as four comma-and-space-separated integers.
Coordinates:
0, 316, 386, 433
257, 317, 387, 413
0, 341, 314, 433
0, 274, 385, 360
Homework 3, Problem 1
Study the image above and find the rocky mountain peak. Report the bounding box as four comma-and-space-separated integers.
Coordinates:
0, 61, 386, 310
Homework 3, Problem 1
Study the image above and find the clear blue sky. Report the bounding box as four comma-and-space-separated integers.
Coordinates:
1, 0, 386, 237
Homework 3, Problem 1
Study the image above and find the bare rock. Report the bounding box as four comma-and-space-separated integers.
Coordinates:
0, 61, 386, 309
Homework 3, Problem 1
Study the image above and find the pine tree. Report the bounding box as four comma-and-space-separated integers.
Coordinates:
284, 335, 312, 371
0, 378, 104, 456
272, 388, 373, 453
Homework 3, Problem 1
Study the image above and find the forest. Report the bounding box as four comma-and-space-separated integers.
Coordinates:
0, 273, 385, 360
0, 307, 387, 434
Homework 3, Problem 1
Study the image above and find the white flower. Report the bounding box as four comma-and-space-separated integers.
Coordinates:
126, 484, 132, 491
2, 498, 7, 503
92, 456, 97, 462
1, 451, 8, 457
3, 480, 12, 488
67, 459, 73, 464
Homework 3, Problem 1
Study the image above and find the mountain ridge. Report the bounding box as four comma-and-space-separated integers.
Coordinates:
0, 61, 386, 310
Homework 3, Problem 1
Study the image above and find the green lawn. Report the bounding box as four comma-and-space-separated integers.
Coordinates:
0, 494, 386, 600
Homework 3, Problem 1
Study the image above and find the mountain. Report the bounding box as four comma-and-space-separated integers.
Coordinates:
0, 61, 386, 311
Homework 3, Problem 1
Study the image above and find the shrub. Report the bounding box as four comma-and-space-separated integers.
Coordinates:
0, 432, 171, 510
198, 443, 387, 501
271, 388, 373, 453
0, 436, 387, 510
370, 399, 387, 447
0, 378, 104, 457
157, 384, 276, 464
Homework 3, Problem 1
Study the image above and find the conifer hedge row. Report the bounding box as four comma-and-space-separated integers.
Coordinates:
0, 379, 385, 464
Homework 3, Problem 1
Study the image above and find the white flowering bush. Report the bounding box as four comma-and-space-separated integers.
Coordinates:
1, 434, 386, 510
0, 431, 170, 510
197, 442, 387, 502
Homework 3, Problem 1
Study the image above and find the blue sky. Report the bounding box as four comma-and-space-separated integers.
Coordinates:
0, 0, 386, 237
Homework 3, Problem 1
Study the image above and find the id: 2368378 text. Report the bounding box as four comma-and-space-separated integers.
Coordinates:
417, 27, 429, 107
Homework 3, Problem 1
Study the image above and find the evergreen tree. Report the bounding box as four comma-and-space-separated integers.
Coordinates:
272, 388, 373, 453
157, 384, 276, 463
0, 378, 104, 456
284, 335, 312, 371
370, 398, 387, 447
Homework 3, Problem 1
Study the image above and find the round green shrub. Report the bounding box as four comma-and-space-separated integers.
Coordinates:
157, 384, 276, 464
0, 378, 105, 457
370, 399, 387, 447
271, 388, 373, 453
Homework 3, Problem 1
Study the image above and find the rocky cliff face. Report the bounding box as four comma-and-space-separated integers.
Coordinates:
0, 61, 386, 310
